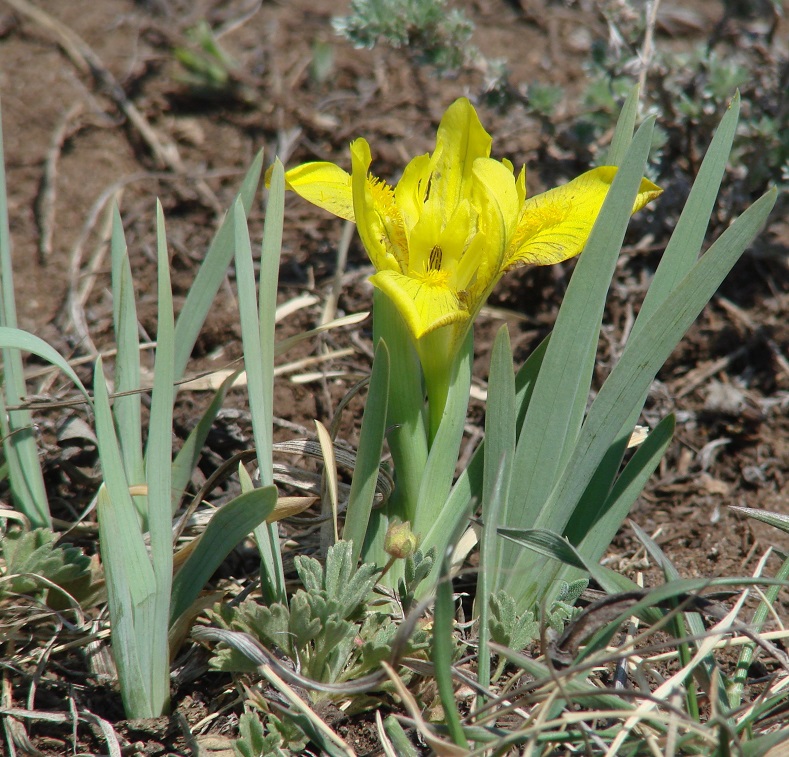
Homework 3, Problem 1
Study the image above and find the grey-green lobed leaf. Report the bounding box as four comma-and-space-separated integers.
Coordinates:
1, 528, 91, 595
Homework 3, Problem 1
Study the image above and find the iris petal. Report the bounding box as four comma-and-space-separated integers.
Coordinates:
505, 167, 662, 269
350, 139, 402, 273
281, 162, 354, 221
395, 152, 436, 230
431, 98, 493, 216
455, 158, 516, 303
370, 269, 470, 340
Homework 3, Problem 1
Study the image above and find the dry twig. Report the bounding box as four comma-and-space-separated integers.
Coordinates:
34, 103, 82, 264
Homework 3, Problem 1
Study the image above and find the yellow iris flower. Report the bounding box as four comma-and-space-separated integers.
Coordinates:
279, 97, 661, 406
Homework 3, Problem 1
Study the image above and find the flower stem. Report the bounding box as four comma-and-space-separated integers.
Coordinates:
369, 292, 429, 569
417, 327, 456, 446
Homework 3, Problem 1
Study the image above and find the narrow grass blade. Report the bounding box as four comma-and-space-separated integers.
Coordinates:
315, 419, 340, 548
256, 158, 284, 484
740, 731, 789, 757
0, 328, 89, 397
480, 325, 516, 662
94, 356, 160, 717
254, 160, 286, 601
490, 643, 642, 714
0, 102, 51, 527
632, 520, 696, 590
413, 331, 472, 551
503, 120, 656, 603
477, 456, 508, 702
271, 709, 354, 757
234, 167, 286, 603
344, 339, 389, 565
0, 328, 85, 528
631, 520, 727, 715
729, 506, 789, 534
94, 359, 151, 579
169, 485, 278, 625
433, 553, 469, 749
632, 93, 741, 341
145, 203, 175, 543
418, 334, 550, 595
557, 439, 634, 557
568, 414, 675, 561
275, 312, 369, 356
173, 150, 263, 381
736, 690, 789, 739
512, 333, 551, 432
382, 715, 419, 757
171, 369, 241, 511
254, 162, 286, 598
110, 206, 144, 495
95, 486, 153, 716
140, 201, 175, 714
498, 528, 589, 571
605, 84, 640, 166
478, 326, 516, 694
483, 325, 516, 538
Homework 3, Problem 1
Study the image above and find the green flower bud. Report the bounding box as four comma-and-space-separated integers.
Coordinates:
384, 518, 419, 560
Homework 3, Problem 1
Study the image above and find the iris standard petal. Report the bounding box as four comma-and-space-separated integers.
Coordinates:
454, 158, 517, 299
370, 269, 470, 340
504, 166, 662, 269
473, 157, 521, 236
431, 98, 493, 215
395, 151, 436, 230
281, 161, 355, 221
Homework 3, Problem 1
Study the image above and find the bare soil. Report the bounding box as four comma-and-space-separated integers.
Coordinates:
1, 0, 787, 753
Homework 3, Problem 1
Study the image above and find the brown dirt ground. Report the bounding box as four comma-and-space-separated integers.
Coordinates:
1, 0, 788, 753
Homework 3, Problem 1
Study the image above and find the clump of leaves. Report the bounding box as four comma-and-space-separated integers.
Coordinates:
173, 21, 254, 103
333, 0, 473, 71
333, 0, 510, 97
488, 591, 538, 651
547, 578, 588, 632
1, 527, 91, 598
209, 541, 429, 701
396, 546, 434, 614
488, 580, 587, 680
233, 710, 307, 757
573, 4, 788, 199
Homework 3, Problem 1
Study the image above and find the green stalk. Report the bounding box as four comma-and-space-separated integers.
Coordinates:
382, 715, 418, 757
343, 340, 390, 566
730, 553, 789, 708
372, 291, 428, 522
671, 612, 700, 722
366, 291, 428, 575
418, 328, 455, 445
433, 558, 469, 749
